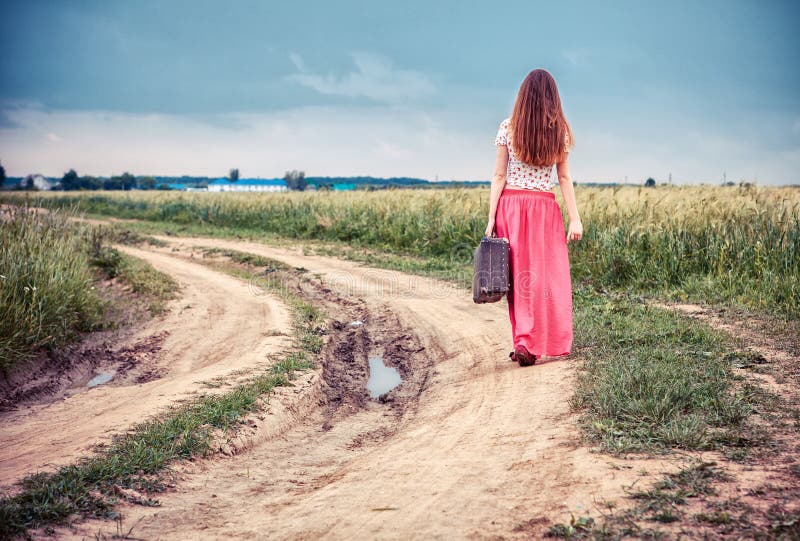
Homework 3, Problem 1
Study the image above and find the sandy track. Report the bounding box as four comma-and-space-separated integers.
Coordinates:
66, 236, 673, 540
0, 246, 292, 488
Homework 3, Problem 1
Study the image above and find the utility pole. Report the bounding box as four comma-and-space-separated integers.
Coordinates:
668, 172, 672, 185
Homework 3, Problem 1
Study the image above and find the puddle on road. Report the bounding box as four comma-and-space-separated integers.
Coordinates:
87, 372, 114, 388
367, 356, 402, 399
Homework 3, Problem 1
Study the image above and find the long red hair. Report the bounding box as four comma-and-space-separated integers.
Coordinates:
509, 69, 573, 166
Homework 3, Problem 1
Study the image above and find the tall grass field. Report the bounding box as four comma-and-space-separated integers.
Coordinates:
0, 207, 105, 370
3, 185, 798, 318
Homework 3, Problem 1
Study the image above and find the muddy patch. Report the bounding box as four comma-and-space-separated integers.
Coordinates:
280, 269, 433, 432
0, 328, 168, 412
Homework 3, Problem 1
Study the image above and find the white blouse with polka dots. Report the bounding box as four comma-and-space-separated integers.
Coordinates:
494, 118, 569, 191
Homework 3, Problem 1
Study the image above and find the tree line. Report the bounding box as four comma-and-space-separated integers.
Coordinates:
60, 170, 157, 190
5, 168, 204, 191
1, 165, 309, 191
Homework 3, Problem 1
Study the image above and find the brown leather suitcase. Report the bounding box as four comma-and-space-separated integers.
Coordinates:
472, 236, 510, 303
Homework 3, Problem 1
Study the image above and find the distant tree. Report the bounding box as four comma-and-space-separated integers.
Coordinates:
724, 181, 735, 187
23, 175, 36, 190
284, 170, 307, 191
139, 176, 157, 190
0, 160, 6, 188
103, 177, 121, 190
122, 172, 136, 190
644, 177, 656, 187
229, 168, 240, 182
104, 174, 135, 190
81, 176, 103, 190
62, 169, 80, 190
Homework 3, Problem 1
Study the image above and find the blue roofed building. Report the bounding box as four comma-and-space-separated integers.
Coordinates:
208, 178, 288, 192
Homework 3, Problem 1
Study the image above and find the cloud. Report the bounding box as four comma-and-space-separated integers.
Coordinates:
46, 132, 62, 142
286, 52, 435, 103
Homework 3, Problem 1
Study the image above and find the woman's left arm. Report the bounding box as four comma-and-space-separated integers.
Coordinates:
484, 145, 509, 237
556, 155, 583, 243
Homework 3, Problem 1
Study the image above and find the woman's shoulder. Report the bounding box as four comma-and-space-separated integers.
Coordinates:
494, 118, 511, 146
496, 117, 511, 136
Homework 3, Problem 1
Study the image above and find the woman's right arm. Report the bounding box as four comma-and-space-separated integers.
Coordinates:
485, 145, 509, 237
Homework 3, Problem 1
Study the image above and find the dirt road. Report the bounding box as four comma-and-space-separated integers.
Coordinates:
0, 245, 292, 488
59, 236, 671, 540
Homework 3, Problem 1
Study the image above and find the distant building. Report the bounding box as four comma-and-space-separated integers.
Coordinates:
332, 183, 357, 191
207, 178, 288, 192
23, 174, 55, 190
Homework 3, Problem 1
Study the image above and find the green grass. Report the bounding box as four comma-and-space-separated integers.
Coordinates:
570, 287, 759, 454
0, 251, 324, 539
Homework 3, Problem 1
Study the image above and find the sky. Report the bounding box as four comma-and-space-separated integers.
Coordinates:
0, 0, 798, 184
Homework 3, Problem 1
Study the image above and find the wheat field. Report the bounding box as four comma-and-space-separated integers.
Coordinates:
4, 184, 798, 318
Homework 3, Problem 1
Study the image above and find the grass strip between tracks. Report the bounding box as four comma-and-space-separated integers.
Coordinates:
0, 254, 324, 539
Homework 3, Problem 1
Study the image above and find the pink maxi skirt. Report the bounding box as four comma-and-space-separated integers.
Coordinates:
493, 189, 573, 358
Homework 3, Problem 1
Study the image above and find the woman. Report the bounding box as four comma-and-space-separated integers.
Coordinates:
484, 69, 583, 367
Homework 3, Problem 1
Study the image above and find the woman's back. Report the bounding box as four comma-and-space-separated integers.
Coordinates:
494, 118, 569, 191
